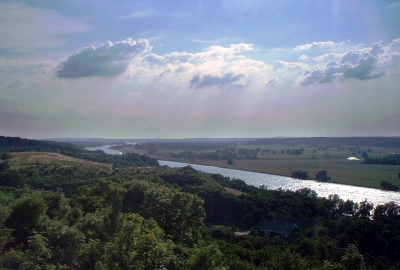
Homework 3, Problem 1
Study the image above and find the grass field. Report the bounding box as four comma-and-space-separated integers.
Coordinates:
115, 145, 400, 189
8, 152, 112, 169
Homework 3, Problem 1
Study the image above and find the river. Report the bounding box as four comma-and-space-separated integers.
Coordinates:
85, 145, 122, 155
159, 160, 400, 206
85, 145, 400, 205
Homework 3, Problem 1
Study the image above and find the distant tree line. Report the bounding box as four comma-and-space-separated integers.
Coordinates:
363, 154, 400, 165
0, 136, 78, 153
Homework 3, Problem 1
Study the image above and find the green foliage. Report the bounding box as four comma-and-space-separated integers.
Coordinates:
1, 146, 400, 269
363, 153, 400, 165
64, 150, 159, 168
0, 135, 78, 153
316, 170, 331, 182
355, 200, 374, 218
0, 160, 10, 172
140, 186, 205, 245
374, 201, 400, 220
380, 180, 399, 191
291, 170, 309, 180
185, 242, 224, 270
340, 244, 367, 270
5, 190, 47, 244
100, 213, 176, 270
24, 233, 52, 268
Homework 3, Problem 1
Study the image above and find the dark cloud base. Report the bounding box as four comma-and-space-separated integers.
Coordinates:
57, 38, 149, 78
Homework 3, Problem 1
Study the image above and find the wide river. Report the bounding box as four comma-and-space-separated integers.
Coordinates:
85, 146, 400, 206
159, 160, 400, 206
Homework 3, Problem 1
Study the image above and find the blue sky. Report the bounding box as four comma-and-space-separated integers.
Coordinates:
1, 0, 400, 139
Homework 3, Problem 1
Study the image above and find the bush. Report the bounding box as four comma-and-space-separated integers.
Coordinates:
291, 170, 309, 180
315, 170, 331, 182
380, 181, 399, 191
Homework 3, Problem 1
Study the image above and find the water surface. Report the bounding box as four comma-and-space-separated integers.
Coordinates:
85, 145, 122, 155
159, 160, 400, 206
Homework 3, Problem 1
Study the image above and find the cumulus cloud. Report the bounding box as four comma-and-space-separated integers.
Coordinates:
135, 42, 271, 90
274, 60, 306, 70
145, 51, 194, 65
295, 41, 344, 51
190, 72, 247, 89
57, 38, 150, 78
300, 42, 386, 85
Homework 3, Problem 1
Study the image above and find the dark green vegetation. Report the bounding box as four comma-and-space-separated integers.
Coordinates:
291, 170, 309, 180
0, 135, 159, 170
363, 154, 400, 165
315, 170, 332, 182
126, 137, 400, 189
380, 181, 399, 191
1, 136, 400, 269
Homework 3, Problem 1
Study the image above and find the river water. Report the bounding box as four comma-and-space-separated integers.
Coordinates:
84, 145, 400, 205
159, 160, 400, 206
85, 145, 122, 155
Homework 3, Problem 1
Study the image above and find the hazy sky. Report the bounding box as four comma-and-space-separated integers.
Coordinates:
1, 0, 400, 139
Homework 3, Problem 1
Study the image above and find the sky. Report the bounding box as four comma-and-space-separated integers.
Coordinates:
1, 0, 400, 139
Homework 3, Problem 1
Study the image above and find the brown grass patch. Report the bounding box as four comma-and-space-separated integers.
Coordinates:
9, 152, 112, 169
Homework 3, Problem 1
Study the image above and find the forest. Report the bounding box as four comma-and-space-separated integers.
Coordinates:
0, 136, 400, 269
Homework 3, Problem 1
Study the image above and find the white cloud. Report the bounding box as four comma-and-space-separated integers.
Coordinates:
295, 41, 344, 51
138, 42, 273, 90
57, 38, 150, 78
299, 41, 394, 85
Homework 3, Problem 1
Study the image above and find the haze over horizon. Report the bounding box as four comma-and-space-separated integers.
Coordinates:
1, 0, 400, 139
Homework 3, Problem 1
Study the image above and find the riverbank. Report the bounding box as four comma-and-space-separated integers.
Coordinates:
112, 146, 400, 190
160, 158, 400, 190
159, 160, 400, 206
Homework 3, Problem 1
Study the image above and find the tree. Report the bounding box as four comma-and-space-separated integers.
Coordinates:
24, 233, 52, 268
141, 187, 205, 245
356, 199, 374, 218
227, 159, 234, 165
291, 170, 309, 180
380, 181, 399, 191
315, 170, 331, 182
185, 243, 223, 270
5, 192, 47, 244
100, 213, 176, 270
340, 244, 367, 270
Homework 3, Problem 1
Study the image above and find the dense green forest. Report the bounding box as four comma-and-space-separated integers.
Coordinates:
1, 136, 400, 269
